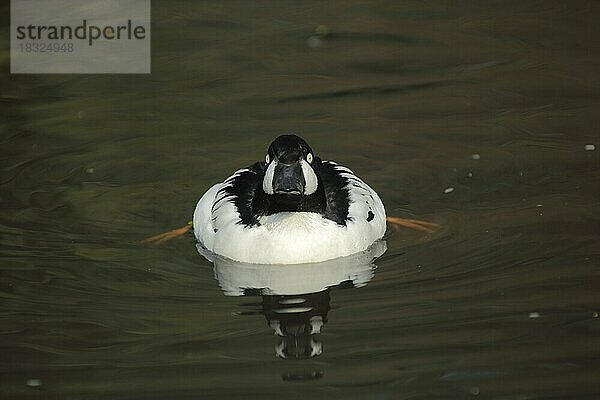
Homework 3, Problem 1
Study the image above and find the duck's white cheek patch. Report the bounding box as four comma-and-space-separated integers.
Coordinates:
301, 160, 318, 195
263, 161, 277, 194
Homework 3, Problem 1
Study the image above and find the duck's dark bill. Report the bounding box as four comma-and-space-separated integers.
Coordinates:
273, 162, 304, 195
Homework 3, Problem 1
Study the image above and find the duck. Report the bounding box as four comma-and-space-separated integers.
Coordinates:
194, 134, 385, 264
143, 134, 438, 263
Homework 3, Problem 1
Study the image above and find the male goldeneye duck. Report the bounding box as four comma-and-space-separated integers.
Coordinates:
193, 134, 386, 264
142, 134, 438, 261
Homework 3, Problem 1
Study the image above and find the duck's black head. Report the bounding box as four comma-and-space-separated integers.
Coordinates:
224, 134, 331, 226
257, 135, 326, 214
262, 134, 318, 197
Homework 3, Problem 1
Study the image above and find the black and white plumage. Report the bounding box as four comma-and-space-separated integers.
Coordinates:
193, 134, 386, 264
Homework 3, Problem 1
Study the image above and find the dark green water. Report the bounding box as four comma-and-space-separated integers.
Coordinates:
1, 1, 599, 399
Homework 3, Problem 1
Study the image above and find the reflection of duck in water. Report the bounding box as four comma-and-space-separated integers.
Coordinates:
263, 291, 330, 359
200, 241, 386, 359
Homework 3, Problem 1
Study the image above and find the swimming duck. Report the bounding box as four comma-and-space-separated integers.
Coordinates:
194, 134, 387, 264
143, 134, 438, 263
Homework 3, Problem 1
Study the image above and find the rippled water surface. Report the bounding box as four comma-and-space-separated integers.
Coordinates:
1, 1, 599, 399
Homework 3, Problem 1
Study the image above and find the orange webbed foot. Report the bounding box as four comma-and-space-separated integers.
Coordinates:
386, 216, 440, 233
141, 224, 192, 245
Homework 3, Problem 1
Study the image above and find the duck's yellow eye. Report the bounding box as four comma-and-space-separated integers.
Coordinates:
306, 153, 313, 163
265, 154, 270, 164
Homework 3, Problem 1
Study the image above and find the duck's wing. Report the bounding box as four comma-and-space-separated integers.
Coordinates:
193, 162, 265, 248
212, 162, 266, 227
319, 160, 386, 228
